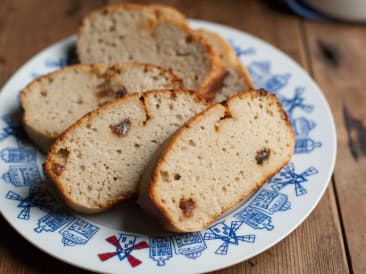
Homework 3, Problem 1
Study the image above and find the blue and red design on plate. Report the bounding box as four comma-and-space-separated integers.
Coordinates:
98, 234, 149, 267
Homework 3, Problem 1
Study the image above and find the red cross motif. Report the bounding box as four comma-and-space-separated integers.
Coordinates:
98, 235, 148, 268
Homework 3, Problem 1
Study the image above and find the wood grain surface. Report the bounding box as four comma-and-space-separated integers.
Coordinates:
303, 20, 366, 274
0, 0, 363, 273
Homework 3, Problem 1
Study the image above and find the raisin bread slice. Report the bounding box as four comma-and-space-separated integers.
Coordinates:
138, 89, 295, 232
44, 90, 208, 213
77, 3, 226, 98
20, 62, 182, 153
195, 29, 254, 102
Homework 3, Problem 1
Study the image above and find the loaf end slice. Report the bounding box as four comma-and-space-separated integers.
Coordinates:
44, 89, 208, 213
77, 3, 226, 98
20, 62, 182, 153
138, 89, 295, 232
195, 29, 254, 102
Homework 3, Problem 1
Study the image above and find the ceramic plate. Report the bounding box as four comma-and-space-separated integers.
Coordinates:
0, 20, 336, 274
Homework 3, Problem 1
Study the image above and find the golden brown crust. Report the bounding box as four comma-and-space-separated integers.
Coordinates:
196, 68, 228, 101
190, 30, 227, 100
195, 28, 255, 93
195, 29, 238, 67
147, 3, 187, 26
143, 89, 295, 232
77, 3, 226, 99
44, 89, 207, 213
237, 62, 255, 90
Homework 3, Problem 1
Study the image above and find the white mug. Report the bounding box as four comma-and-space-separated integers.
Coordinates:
304, 0, 366, 22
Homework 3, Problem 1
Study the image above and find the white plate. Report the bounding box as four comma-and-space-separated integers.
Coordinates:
0, 20, 336, 274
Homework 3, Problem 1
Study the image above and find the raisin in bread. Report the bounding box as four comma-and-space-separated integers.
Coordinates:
44, 90, 208, 213
195, 29, 254, 102
138, 89, 295, 232
77, 3, 226, 98
20, 62, 182, 153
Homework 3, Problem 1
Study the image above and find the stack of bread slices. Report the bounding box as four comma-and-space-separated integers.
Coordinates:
21, 3, 294, 232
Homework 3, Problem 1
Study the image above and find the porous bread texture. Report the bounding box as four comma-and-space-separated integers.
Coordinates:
44, 90, 208, 213
195, 29, 254, 102
20, 62, 182, 153
77, 3, 226, 97
138, 89, 295, 232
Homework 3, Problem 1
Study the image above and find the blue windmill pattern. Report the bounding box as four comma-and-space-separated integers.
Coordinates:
0, 115, 17, 142
5, 191, 36, 220
5, 188, 55, 220
248, 61, 290, 94
0, 115, 27, 143
203, 221, 255, 255
278, 87, 314, 119
269, 162, 318, 196
227, 39, 256, 57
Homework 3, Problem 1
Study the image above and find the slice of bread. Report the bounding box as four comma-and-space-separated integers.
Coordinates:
77, 3, 226, 98
44, 90, 208, 213
20, 62, 183, 153
195, 29, 254, 102
138, 89, 295, 232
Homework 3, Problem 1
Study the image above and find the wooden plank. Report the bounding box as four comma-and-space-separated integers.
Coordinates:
0, 0, 106, 87
0, 0, 350, 273
303, 19, 366, 274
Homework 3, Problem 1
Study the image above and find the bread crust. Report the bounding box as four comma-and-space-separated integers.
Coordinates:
191, 31, 227, 100
44, 89, 208, 213
77, 3, 226, 100
20, 62, 183, 153
195, 29, 254, 99
138, 89, 295, 232
147, 3, 188, 26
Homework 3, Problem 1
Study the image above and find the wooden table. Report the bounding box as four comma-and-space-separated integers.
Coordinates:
0, 0, 364, 273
